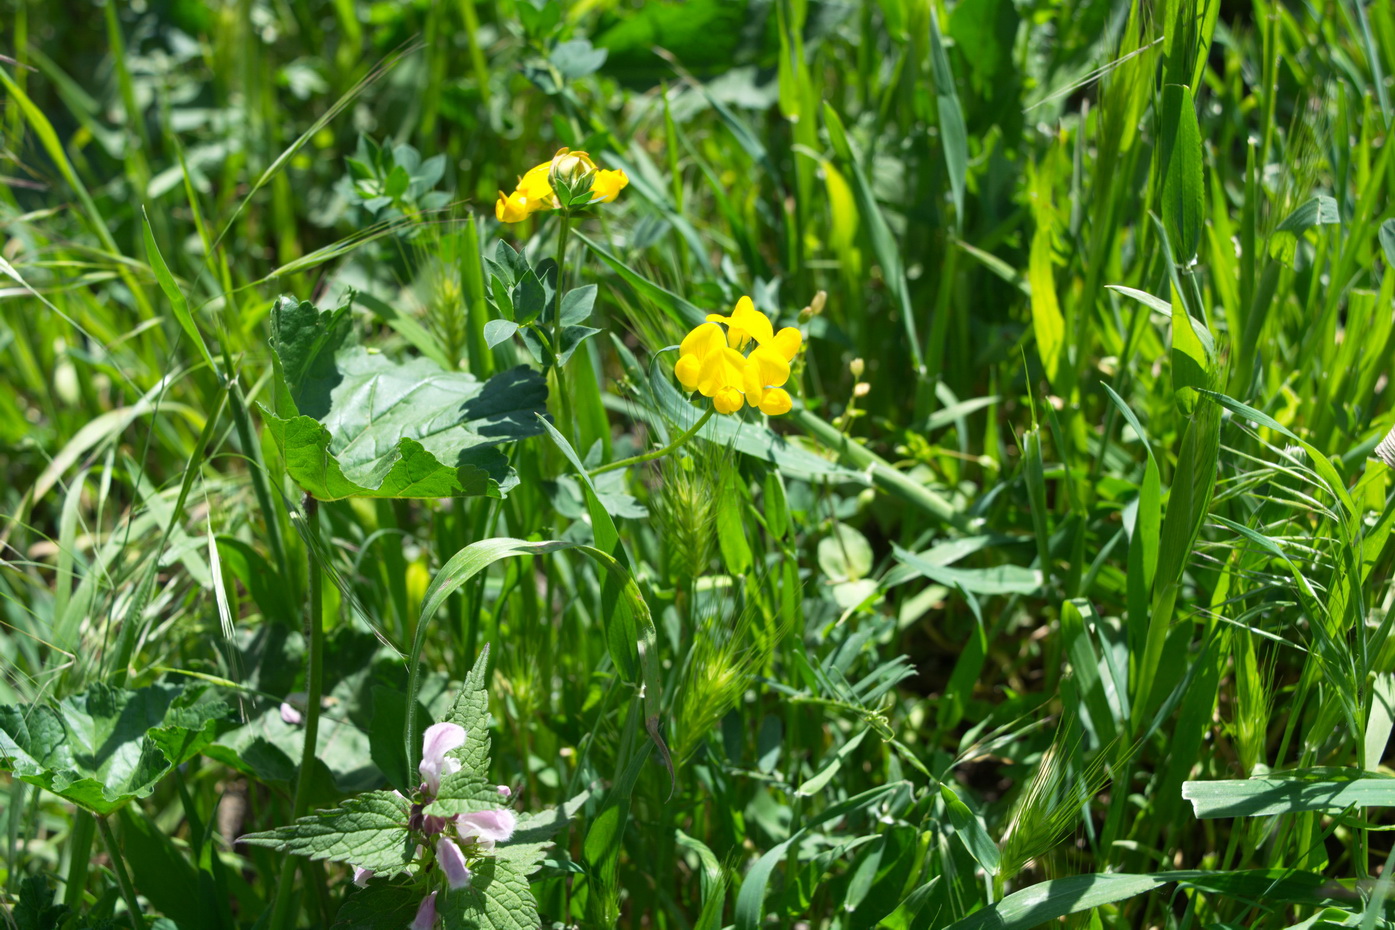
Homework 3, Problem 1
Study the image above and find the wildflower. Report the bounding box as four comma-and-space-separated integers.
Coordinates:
497, 785, 512, 798
457, 809, 517, 851
674, 296, 803, 416
435, 836, 472, 889
411, 892, 438, 930
278, 692, 307, 726
419, 723, 466, 797
352, 866, 373, 887
495, 147, 628, 222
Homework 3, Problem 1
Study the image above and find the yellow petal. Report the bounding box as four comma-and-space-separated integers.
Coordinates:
697, 346, 748, 397
713, 386, 745, 414
680, 322, 726, 361
770, 326, 802, 361
757, 388, 793, 416
675, 354, 702, 391
495, 190, 530, 223
743, 345, 791, 398
589, 169, 629, 203
517, 163, 554, 201
726, 296, 773, 349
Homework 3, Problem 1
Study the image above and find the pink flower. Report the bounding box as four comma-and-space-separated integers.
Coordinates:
418, 723, 466, 797
352, 866, 372, 887
279, 692, 307, 726
410, 892, 437, 930
497, 785, 512, 798
435, 836, 472, 890
457, 809, 517, 850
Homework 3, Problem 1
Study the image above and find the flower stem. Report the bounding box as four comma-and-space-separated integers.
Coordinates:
269, 496, 326, 930
551, 212, 574, 441
96, 815, 143, 929
589, 407, 715, 477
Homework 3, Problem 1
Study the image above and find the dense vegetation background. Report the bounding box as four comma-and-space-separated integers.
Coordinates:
4, 0, 1395, 927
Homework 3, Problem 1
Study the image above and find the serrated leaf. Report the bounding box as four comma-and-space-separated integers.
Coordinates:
239, 791, 414, 873
0, 684, 227, 815
483, 319, 519, 348
436, 857, 538, 930
443, 647, 493, 775
261, 298, 548, 501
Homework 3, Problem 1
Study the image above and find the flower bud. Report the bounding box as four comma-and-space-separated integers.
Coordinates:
411, 892, 438, 930
849, 358, 865, 378
853, 382, 870, 398
436, 837, 472, 890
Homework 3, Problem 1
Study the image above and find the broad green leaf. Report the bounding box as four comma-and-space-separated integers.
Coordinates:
0, 684, 228, 815
1028, 200, 1065, 387
238, 790, 414, 873
497, 790, 592, 878
1276, 195, 1341, 232
436, 856, 538, 930
1158, 84, 1205, 264
1183, 774, 1395, 818
260, 297, 547, 501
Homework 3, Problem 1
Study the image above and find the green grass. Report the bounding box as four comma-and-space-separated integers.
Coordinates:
4, 0, 1395, 927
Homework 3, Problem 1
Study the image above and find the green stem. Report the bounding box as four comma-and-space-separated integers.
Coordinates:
64, 809, 96, 908
269, 496, 325, 930
589, 407, 715, 477
551, 212, 574, 441
96, 815, 143, 929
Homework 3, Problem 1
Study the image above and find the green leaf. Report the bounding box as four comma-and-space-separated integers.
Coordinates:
1158, 84, 1205, 264
560, 284, 597, 325
928, 11, 968, 231
557, 325, 601, 367
1170, 283, 1214, 411
552, 37, 607, 79
261, 298, 548, 501
892, 543, 1041, 595
819, 523, 873, 582
333, 881, 426, 929
238, 790, 414, 873
483, 319, 518, 348
941, 783, 1001, 875
142, 210, 217, 375
1276, 195, 1341, 232
512, 270, 547, 325
0, 684, 228, 815
1183, 774, 1395, 818
1380, 218, 1395, 269
497, 790, 592, 878
14, 874, 70, 930
436, 856, 538, 930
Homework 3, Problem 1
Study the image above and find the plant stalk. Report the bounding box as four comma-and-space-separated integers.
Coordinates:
551, 211, 574, 441
268, 496, 325, 930
590, 407, 715, 477
96, 815, 143, 929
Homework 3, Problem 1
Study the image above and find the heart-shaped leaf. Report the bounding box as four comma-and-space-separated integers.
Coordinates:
261, 297, 549, 501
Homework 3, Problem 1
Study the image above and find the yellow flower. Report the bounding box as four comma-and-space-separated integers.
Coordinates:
673, 298, 802, 416
494, 148, 629, 223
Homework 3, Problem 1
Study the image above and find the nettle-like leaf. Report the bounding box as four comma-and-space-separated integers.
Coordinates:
260, 296, 548, 501
436, 858, 539, 930
332, 882, 424, 930
0, 684, 228, 815
239, 790, 415, 874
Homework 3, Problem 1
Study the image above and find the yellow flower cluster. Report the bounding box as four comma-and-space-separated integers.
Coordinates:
675, 297, 802, 416
495, 148, 629, 223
